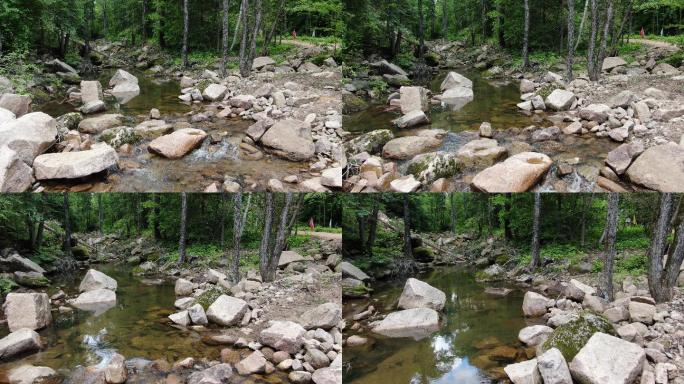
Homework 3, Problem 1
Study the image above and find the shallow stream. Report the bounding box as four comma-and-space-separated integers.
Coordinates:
343, 266, 534, 384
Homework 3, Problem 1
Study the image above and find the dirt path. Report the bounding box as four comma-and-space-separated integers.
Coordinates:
630, 38, 680, 52
281, 39, 338, 50
300, 231, 342, 241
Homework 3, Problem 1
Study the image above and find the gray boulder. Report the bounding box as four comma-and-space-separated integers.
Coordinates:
0, 94, 31, 117
259, 320, 307, 354
569, 332, 645, 384
371, 308, 439, 339
4, 293, 52, 332
206, 295, 249, 326
33, 144, 118, 180
397, 278, 446, 311
0, 329, 43, 361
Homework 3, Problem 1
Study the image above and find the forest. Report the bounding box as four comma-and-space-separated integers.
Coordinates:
0, 192, 342, 281
343, 192, 684, 302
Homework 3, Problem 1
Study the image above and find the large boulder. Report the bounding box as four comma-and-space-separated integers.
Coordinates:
407, 151, 462, 185
344, 129, 394, 156
537, 348, 572, 384
440, 72, 473, 91
206, 295, 249, 326
456, 138, 507, 167
33, 143, 118, 180
0, 329, 43, 360
300, 302, 342, 330
175, 278, 193, 296
0, 147, 33, 192
260, 119, 315, 161
609, 90, 636, 109
4, 293, 52, 332
393, 110, 429, 129
0, 112, 57, 164
522, 292, 553, 317
79, 269, 117, 292
312, 365, 342, 384
626, 143, 684, 192
109, 69, 138, 87
0, 107, 16, 124
602, 57, 627, 72
111, 82, 140, 103
504, 359, 541, 384
148, 128, 207, 159
440, 87, 474, 110
399, 86, 428, 114
338, 261, 370, 281
8, 364, 56, 384
397, 278, 446, 311
471, 152, 552, 192
0, 94, 31, 117
605, 142, 644, 175
569, 332, 645, 384
187, 364, 233, 384
579, 104, 611, 123
70, 289, 116, 309
78, 114, 124, 134
371, 308, 440, 339
0, 254, 45, 274
259, 320, 306, 354
628, 301, 655, 324
546, 89, 576, 111
80, 80, 103, 104
540, 313, 615, 361
518, 325, 554, 347
252, 56, 276, 70
236, 350, 267, 375
278, 250, 312, 268
382, 136, 441, 160
202, 84, 228, 102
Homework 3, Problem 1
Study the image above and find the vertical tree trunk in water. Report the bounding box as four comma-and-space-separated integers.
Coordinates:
182, 0, 189, 67
566, 0, 576, 81
530, 192, 541, 269
63, 193, 72, 258
587, 0, 599, 80
648, 193, 674, 302
98, 194, 103, 234
600, 193, 619, 301
259, 193, 274, 281
178, 192, 188, 265
403, 195, 412, 260
523, 0, 530, 68
231, 192, 243, 282
221, 0, 230, 79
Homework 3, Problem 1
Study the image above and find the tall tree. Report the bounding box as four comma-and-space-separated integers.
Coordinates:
97, 194, 103, 234
566, 0, 576, 81
366, 195, 380, 257
178, 192, 188, 264
403, 194, 413, 260
259, 192, 275, 280
238, 0, 251, 76
182, 0, 189, 67
220, 0, 230, 77
231, 192, 243, 282
530, 192, 541, 269
587, 0, 600, 80
599, 193, 619, 301
522, 0, 530, 68
63, 193, 72, 258
648, 194, 684, 303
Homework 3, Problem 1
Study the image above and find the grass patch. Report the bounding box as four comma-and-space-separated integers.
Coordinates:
0, 276, 18, 294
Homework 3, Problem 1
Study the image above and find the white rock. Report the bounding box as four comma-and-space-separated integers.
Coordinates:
168, 310, 191, 326
537, 348, 572, 384
79, 269, 118, 292
0, 329, 43, 360
546, 89, 576, 111
518, 325, 553, 347
397, 278, 446, 311
4, 293, 52, 332
522, 291, 553, 317
569, 332, 645, 384
504, 359, 541, 384
259, 320, 307, 354
206, 295, 249, 326
371, 308, 439, 339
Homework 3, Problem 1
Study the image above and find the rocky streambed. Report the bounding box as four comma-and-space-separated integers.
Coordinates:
342, 45, 684, 193
0, 42, 344, 192
0, 236, 344, 384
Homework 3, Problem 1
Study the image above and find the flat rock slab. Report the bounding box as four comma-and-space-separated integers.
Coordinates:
278, 251, 312, 268
33, 144, 118, 180
338, 261, 370, 281
78, 114, 124, 134
0, 94, 31, 117
372, 308, 440, 340
259, 320, 306, 354
148, 128, 207, 159
471, 152, 552, 192
0, 147, 33, 192
383, 136, 441, 160
626, 143, 684, 192
260, 119, 315, 161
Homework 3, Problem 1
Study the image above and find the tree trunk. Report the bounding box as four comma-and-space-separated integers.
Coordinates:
566, 0, 576, 81
178, 192, 188, 265
263, 0, 286, 55
247, 0, 263, 66
587, 0, 600, 80
648, 193, 674, 302
103, 0, 109, 37
403, 195, 412, 260
441, 0, 448, 38
663, 198, 684, 299
357, 214, 366, 254
367, 196, 380, 256
63, 193, 72, 258
220, 193, 226, 248
575, 0, 589, 50
595, 0, 614, 80
418, 0, 425, 61
266, 193, 293, 282
98, 194, 103, 234
231, 192, 243, 283
504, 193, 513, 240
230, 0, 244, 52
599, 193, 619, 301
238, 0, 251, 77
523, 0, 530, 68
182, 0, 189, 67
221, 0, 230, 77
530, 192, 541, 269
141, 0, 147, 44
259, 193, 275, 281
153, 194, 161, 239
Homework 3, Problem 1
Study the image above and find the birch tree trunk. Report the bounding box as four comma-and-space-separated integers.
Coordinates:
221, 0, 230, 77
587, 0, 600, 80
259, 193, 275, 281
182, 0, 189, 67
238, 0, 251, 77
231, 192, 242, 282
230, 0, 244, 52
566, 0, 576, 81
530, 192, 541, 269
575, 0, 589, 50
523, 0, 530, 68
63, 193, 72, 258
648, 193, 674, 302
403, 195, 413, 260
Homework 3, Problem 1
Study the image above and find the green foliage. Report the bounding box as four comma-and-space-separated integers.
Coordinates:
0, 276, 18, 295
616, 253, 649, 276
32, 244, 61, 266
663, 51, 684, 67
196, 287, 228, 310
0, 50, 39, 95
288, 235, 312, 249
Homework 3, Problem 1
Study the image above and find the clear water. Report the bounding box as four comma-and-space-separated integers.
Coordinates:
343, 266, 531, 384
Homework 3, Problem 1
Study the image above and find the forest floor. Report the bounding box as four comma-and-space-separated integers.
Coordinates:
0, 233, 343, 383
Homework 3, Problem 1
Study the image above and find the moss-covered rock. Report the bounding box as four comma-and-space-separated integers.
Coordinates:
56, 112, 84, 134
100, 126, 142, 148
71, 244, 90, 260
344, 129, 395, 156
342, 283, 372, 298
13, 271, 49, 287
342, 92, 369, 115
413, 247, 434, 263
540, 312, 615, 361
476, 264, 506, 282
196, 287, 229, 310
407, 151, 463, 185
